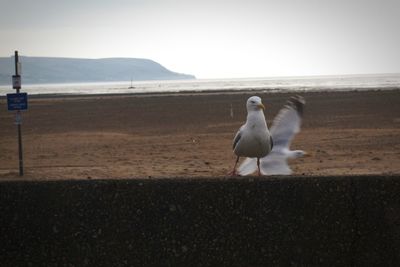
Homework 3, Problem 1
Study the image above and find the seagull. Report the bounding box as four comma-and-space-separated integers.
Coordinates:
230, 96, 273, 176
238, 95, 307, 176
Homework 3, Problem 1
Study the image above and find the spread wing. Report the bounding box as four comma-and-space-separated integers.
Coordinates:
260, 153, 292, 175
270, 96, 305, 151
237, 152, 292, 176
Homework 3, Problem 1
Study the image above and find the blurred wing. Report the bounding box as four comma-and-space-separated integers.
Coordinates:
238, 153, 293, 176
260, 153, 292, 175
237, 157, 258, 176
270, 96, 305, 151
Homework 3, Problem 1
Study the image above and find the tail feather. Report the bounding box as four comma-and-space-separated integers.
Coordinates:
237, 158, 258, 176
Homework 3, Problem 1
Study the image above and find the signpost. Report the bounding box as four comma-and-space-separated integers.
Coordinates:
6, 51, 26, 176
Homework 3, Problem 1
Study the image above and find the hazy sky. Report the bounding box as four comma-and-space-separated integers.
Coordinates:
1, 0, 399, 78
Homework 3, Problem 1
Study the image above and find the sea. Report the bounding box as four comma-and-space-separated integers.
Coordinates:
1, 73, 399, 96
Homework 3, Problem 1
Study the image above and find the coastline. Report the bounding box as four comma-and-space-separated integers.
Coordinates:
1, 72, 400, 98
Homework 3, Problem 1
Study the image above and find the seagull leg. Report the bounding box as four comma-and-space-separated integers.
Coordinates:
257, 157, 261, 176
229, 156, 240, 176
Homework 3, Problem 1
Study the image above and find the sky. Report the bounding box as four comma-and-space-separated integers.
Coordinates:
0, 0, 399, 79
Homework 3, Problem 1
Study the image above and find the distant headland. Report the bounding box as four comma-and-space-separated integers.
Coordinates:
0, 56, 195, 85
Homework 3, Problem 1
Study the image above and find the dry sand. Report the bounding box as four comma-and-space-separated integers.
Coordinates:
1, 90, 399, 180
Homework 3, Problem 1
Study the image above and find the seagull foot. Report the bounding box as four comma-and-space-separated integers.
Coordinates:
228, 170, 241, 177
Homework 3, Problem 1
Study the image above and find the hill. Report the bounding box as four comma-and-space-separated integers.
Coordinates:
0, 56, 195, 85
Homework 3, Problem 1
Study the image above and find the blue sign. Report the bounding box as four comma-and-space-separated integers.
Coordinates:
7, 93, 28, 111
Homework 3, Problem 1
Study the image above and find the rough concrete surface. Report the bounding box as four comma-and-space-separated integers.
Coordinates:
0, 176, 399, 266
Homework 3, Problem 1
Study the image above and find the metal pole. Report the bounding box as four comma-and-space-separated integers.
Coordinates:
15, 51, 23, 176
17, 112, 23, 176
15, 51, 18, 76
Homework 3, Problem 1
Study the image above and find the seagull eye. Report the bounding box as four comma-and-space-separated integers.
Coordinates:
250, 101, 255, 104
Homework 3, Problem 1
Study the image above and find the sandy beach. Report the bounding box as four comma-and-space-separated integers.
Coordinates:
1, 89, 399, 180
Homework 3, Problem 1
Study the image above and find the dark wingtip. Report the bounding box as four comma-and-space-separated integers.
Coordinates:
287, 95, 305, 116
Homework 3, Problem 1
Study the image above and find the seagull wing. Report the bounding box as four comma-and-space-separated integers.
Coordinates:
260, 152, 292, 175
237, 157, 258, 175
232, 125, 244, 150
237, 151, 292, 175
270, 96, 304, 151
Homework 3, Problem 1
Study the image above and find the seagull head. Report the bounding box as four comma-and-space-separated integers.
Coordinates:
246, 96, 265, 112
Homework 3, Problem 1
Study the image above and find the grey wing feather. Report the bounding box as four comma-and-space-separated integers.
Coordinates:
232, 126, 243, 150
270, 96, 305, 150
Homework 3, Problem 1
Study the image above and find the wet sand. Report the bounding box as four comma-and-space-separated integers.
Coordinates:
0, 89, 399, 180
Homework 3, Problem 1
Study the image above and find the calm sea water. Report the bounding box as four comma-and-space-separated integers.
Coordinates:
1, 74, 399, 96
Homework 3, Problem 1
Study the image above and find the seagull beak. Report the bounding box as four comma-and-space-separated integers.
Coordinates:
304, 152, 312, 157
258, 103, 265, 110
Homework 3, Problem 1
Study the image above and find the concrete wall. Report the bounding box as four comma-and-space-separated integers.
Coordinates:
0, 176, 399, 266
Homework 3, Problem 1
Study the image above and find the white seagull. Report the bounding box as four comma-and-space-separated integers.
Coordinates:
231, 96, 273, 176
238, 95, 307, 176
